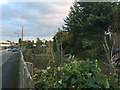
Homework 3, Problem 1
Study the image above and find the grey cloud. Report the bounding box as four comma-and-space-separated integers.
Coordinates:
2, 2, 72, 41
2, 2, 70, 27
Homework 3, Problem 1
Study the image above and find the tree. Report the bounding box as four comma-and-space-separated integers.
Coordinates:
61, 1, 119, 59
32, 40, 34, 44
6, 40, 11, 45
19, 38, 22, 46
23, 40, 28, 47
36, 37, 43, 47
53, 28, 67, 52
45, 40, 48, 44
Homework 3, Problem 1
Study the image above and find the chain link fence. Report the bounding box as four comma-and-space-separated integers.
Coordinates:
19, 51, 34, 88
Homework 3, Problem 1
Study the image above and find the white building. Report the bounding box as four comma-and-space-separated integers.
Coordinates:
0, 41, 11, 49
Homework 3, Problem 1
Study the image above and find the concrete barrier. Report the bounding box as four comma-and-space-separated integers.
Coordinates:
19, 51, 34, 88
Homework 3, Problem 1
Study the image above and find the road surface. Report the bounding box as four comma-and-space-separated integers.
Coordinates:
0, 50, 19, 88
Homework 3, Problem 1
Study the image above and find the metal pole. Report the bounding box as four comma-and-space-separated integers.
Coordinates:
14, 32, 19, 44
22, 26, 23, 52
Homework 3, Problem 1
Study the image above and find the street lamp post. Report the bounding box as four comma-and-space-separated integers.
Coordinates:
14, 32, 19, 45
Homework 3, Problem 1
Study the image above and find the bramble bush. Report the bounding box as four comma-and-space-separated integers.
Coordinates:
23, 47, 52, 69
34, 66, 58, 88
33, 55, 119, 89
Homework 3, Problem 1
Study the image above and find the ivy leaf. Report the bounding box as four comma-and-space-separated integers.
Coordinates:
62, 75, 71, 83
105, 79, 110, 88
77, 77, 82, 84
63, 83, 67, 88
68, 55, 72, 60
71, 78, 77, 85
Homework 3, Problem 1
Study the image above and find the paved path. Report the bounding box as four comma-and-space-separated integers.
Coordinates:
0, 50, 16, 66
1, 50, 19, 88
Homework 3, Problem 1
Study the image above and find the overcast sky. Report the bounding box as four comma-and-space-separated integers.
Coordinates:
1, 1, 73, 42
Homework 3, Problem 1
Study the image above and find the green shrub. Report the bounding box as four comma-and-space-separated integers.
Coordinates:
56, 56, 119, 88
33, 56, 119, 89
34, 67, 58, 88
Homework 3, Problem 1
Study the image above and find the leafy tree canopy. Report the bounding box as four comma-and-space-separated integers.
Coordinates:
60, 2, 120, 59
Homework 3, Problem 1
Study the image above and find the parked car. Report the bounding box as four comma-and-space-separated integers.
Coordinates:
7, 48, 12, 51
12, 48, 17, 52
16, 47, 20, 51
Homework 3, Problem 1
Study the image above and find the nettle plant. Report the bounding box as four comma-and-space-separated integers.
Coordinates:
56, 56, 119, 88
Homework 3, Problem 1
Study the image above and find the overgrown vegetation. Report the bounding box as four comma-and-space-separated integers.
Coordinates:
34, 56, 119, 89
23, 46, 120, 88
23, 47, 51, 69
23, 1, 120, 89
